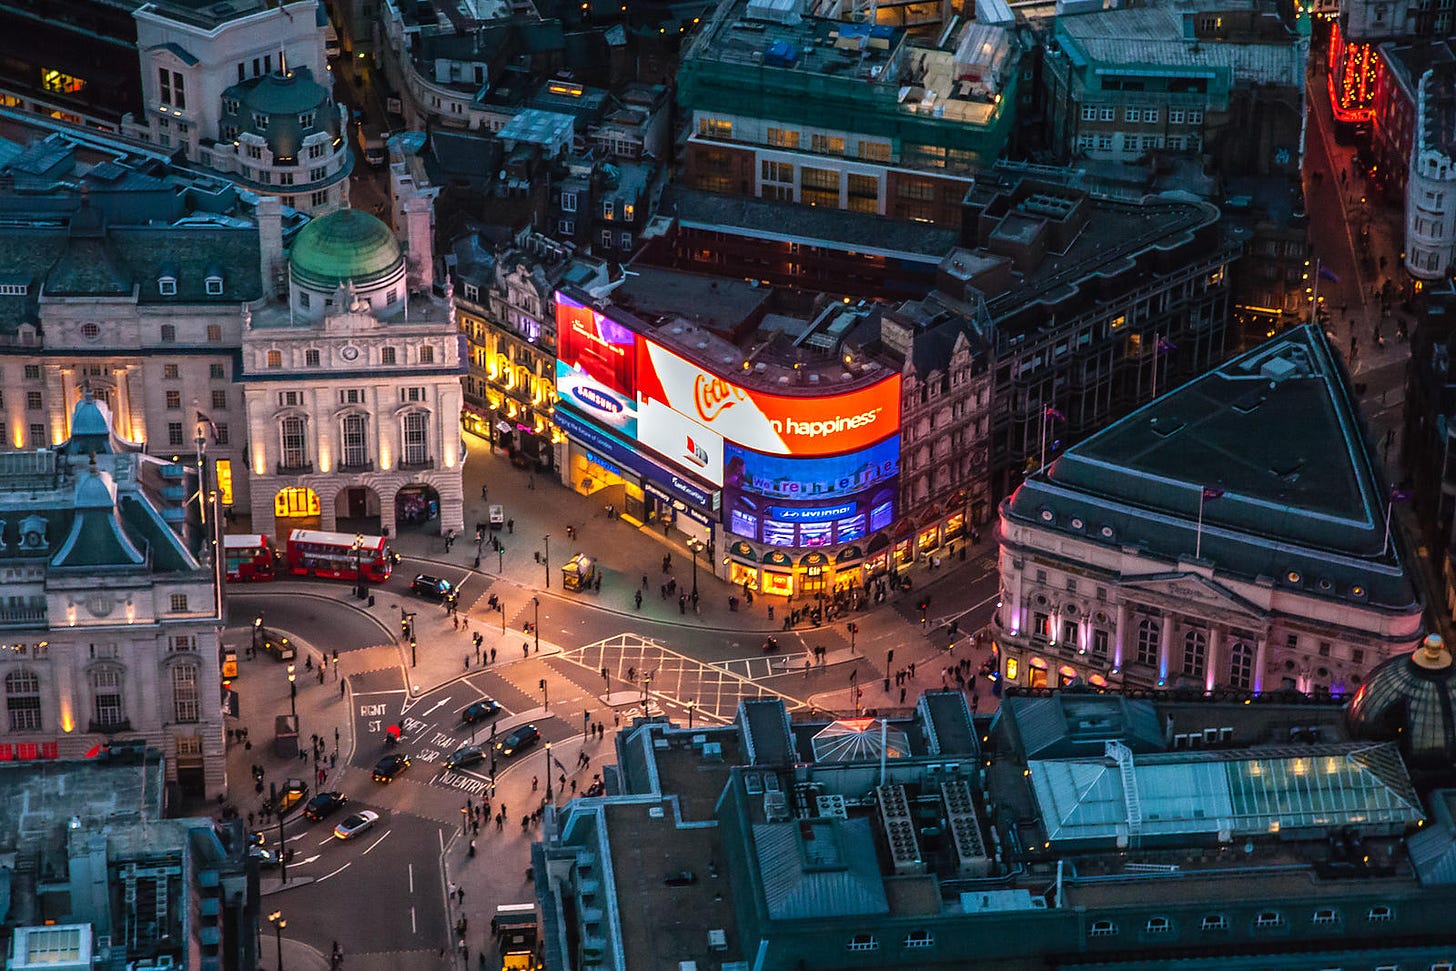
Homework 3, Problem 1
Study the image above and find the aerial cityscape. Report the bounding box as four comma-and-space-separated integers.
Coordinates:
0, 0, 1453, 968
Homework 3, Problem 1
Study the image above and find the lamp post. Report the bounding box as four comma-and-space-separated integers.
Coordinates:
499, 597, 506, 634
410, 636, 417, 668
544, 742, 553, 801
460, 805, 470, 836
353, 533, 367, 600
532, 596, 540, 654
268, 911, 286, 971
287, 663, 297, 716
543, 534, 551, 588
539, 677, 549, 713
497, 546, 504, 574
641, 674, 652, 715
687, 698, 696, 730
687, 538, 702, 600
253, 615, 263, 654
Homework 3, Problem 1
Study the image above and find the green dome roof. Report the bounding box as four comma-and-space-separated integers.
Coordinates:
289, 208, 402, 289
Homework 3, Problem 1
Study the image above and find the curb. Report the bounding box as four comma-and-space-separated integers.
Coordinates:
230, 587, 399, 644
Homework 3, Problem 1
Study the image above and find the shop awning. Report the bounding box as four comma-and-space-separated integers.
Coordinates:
729, 541, 756, 561
762, 551, 793, 568
835, 546, 862, 564
800, 552, 829, 568
865, 533, 891, 554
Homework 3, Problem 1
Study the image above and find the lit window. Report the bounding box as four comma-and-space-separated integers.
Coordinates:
266, 350, 283, 368
169, 594, 189, 612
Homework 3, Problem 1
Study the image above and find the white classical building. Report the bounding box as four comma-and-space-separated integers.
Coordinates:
1405, 68, 1456, 281
241, 204, 465, 538
993, 327, 1424, 697
126, 0, 351, 214
0, 397, 224, 798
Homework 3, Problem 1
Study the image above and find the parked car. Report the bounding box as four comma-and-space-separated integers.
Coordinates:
410, 575, 454, 601
489, 504, 505, 529
304, 791, 348, 822
372, 753, 411, 783
494, 724, 541, 758
333, 810, 381, 840
460, 699, 501, 724
276, 778, 309, 814
444, 744, 487, 771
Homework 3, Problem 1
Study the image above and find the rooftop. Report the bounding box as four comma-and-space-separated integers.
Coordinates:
1418, 63, 1456, 162
1003, 326, 1417, 609
139, 0, 319, 30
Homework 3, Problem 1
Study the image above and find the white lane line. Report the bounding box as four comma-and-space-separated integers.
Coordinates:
316, 861, 351, 884
421, 698, 449, 717
363, 830, 391, 855
297, 854, 321, 866
318, 835, 337, 846
411, 906, 417, 935
285, 832, 310, 843
408, 862, 414, 894
353, 689, 408, 696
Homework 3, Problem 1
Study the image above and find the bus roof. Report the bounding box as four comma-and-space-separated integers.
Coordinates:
287, 529, 387, 550
494, 903, 537, 920
223, 534, 270, 549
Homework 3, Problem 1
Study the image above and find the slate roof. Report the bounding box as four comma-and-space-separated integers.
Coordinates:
1000, 694, 1166, 761
1003, 326, 1418, 611
753, 817, 890, 920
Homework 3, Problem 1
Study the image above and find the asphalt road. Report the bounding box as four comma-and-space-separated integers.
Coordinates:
226, 590, 393, 654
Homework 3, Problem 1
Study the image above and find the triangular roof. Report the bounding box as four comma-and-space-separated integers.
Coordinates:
50, 464, 147, 569
1003, 326, 1416, 610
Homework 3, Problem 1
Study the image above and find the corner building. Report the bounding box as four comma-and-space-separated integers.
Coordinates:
993, 326, 1423, 695
553, 272, 902, 598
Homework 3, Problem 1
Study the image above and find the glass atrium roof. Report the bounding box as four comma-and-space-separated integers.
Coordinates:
1030, 741, 1423, 847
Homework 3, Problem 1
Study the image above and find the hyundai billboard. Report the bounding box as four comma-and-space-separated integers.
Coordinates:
555, 294, 639, 439
723, 437, 899, 547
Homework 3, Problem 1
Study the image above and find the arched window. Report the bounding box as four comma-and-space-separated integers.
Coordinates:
91, 666, 126, 729
172, 663, 200, 723
1229, 641, 1253, 689
5, 669, 41, 731
401, 411, 429, 466
1183, 630, 1207, 677
280, 416, 308, 470
1135, 618, 1160, 667
341, 414, 369, 468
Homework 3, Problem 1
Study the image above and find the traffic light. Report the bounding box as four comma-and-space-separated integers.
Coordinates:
886, 649, 894, 666
848, 623, 859, 635
539, 678, 547, 690
601, 666, 609, 680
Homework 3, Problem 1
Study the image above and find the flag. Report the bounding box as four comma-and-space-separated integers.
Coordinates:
1201, 486, 1225, 501
1044, 406, 1066, 421
196, 411, 219, 444
1317, 263, 1342, 284
1156, 336, 1177, 354
1389, 487, 1413, 503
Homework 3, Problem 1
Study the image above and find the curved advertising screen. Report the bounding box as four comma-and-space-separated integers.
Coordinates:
724, 437, 899, 547
555, 294, 639, 439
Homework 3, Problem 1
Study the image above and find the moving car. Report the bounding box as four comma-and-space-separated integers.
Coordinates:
372, 753, 411, 783
494, 724, 541, 758
303, 791, 348, 822
410, 575, 454, 601
460, 699, 501, 724
444, 744, 486, 771
333, 810, 381, 840
250, 847, 283, 869
276, 778, 309, 814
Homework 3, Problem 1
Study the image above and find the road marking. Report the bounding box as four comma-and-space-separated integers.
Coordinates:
316, 862, 351, 883
285, 832, 309, 843
354, 689, 407, 697
421, 698, 449, 717
411, 906, 417, 935
363, 830, 391, 855
297, 855, 321, 866
318, 835, 337, 846
408, 862, 414, 893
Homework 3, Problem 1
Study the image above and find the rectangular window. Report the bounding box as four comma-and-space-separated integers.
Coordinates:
1312, 908, 1339, 925
165, 391, 182, 410
381, 347, 396, 365
1089, 921, 1117, 938
1099, 106, 1115, 121
159, 66, 172, 105
173, 664, 200, 722
305, 349, 320, 367
620, 232, 632, 249
698, 118, 732, 139
1169, 109, 1186, 124
92, 669, 123, 726
1126, 107, 1141, 123
1145, 917, 1170, 934
1060, 620, 1078, 649
402, 412, 428, 465
766, 127, 799, 148
561, 191, 577, 212
1255, 912, 1285, 929
1201, 915, 1227, 932
1188, 110, 1203, 124
26, 391, 43, 410
342, 415, 368, 467
857, 141, 891, 162
167, 421, 184, 446
169, 594, 189, 612
800, 166, 839, 207
168, 635, 197, 652
846, 935, 878, 952
601, 229, 614, 249
761, 159, 793, 183
172, 72, 186, 110
558, 218, 575, 235
214, 422, 229, 445
24, 364, 40, 380
1367, 906, 1393, 923
1091, 628, 1109, 660
903, 930, 934, 949
161, 324, 177, 342
1144, 108, 1159, 123
419, 345, 434, 364
1081, 104, 1099, 121
212, 389, 228, 410
811, 133, 845, 154
29, 423, 44, 446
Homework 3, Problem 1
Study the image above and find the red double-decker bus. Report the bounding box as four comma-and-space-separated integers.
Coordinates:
285, 529, 393, 582
224, 534, 277, 582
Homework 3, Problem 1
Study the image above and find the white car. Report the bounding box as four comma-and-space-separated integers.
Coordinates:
333, 810, 381, 840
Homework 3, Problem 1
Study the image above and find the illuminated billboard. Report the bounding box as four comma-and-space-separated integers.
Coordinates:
638, 396, 725, 486
636, 339, 900, 457
555, 294, 639, 439
724, 437, 899, 547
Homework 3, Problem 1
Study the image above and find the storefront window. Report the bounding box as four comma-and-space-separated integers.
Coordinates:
894, 538, 914, 565
729, 563, 759, 590
1029, 658, 1049, 689
803, 565, 825, 593
944, 512, 965, 539
865, 553, 889, 576
762, 571, 794, 597
917, 527, 940, 552
1005, 657, 1019, 682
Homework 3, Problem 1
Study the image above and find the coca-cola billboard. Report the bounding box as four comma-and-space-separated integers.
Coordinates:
636, 339, 900, 457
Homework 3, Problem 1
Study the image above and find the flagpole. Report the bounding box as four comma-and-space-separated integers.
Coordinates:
1309, 259, 1320, 326
1040, 406, 1047, 472
1152, 333, 1159, 399
1195, 488, 1205, 560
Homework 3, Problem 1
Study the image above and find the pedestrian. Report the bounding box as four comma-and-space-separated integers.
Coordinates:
522, 814, 530, 831
318, 666, 325, 685
453, 614, 460, 631
679, 593, 687, 615
507, 518, 514, 533
464, 655, 470, 671
482, 484, 488, 500
449, 881, 459, 900
641, 574, 649, 590
496, 813, 504, 832
768, 605, 774, 621
463, 617, 470, 633
490, 647, 497, 663
523, 642, 529, 658
570, 778, 577, 795
532, 775, 539, 792
330, 752, 337, 768
634, 589, 643, 610
900, 686, 907, 703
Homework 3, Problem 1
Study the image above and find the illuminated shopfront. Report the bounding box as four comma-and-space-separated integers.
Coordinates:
1328, 22, 1376, 125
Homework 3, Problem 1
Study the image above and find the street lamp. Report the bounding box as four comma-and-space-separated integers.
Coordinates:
460, 805, 470, 836
687, 538, 703, 600
351, 533, 366, 600
268, 911, 286, 971
544, 742, 553, 801
532, 596, 540, 654
253, 615, 263, 654
543, 534, 551, 588
687, 698, 697, 730
287, 663, 297, 717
